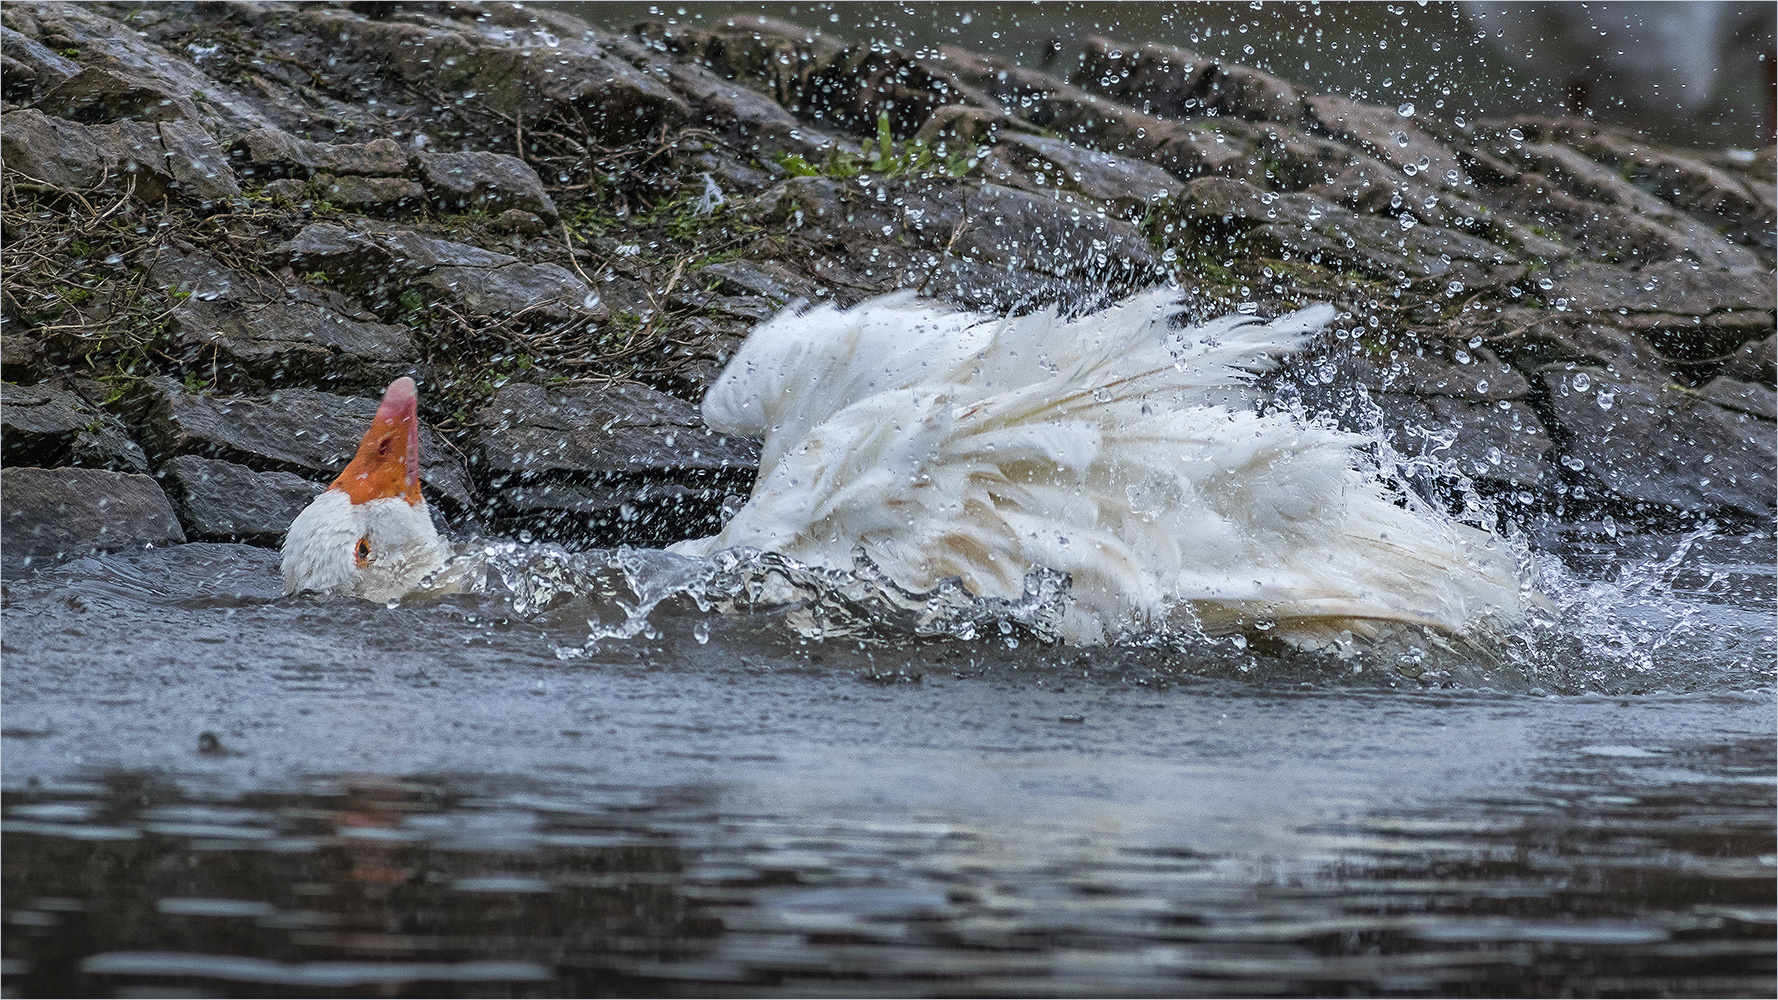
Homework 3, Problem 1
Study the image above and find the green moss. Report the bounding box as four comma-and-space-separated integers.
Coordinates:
777, 112, 974, 182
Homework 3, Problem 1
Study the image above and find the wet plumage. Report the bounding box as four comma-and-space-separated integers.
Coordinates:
671, 290, 1527, 645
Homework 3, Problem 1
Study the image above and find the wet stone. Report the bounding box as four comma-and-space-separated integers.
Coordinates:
0, 333, 50, 382
230, 128, 409, 179
765, 176, 1165, 309
33, 64, 197, 124
491, 479, 726, 543
1372, 395, 1552, 488
1540, 368, 1776, 518
995, 132, 1186, 212
474, 381, 760, 479
280, 222, 595, 326
0, 24, 81, 99
1696, 377, 1778, 421
309, 174, 427, 215
0, 109, 240, 204
0, 382, 149, 474
490, 209, 547, 236
1, 466, 185, 574
415, 150, 559, 221
1721, 335, 1776, 384
698, 259, 810, 309
161, 454, 323, 540
1546, 259, 1777, 316
149, 248, 420, 392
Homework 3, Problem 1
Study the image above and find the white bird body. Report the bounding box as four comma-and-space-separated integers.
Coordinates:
672, 290, 1527, 646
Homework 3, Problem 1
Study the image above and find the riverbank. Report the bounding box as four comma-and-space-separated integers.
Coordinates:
2, 1, 1772, 571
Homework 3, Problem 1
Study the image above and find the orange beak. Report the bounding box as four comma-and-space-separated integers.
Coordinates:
330, 377, 423, 505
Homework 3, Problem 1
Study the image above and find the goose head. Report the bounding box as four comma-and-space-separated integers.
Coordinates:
281, 377, 450, 601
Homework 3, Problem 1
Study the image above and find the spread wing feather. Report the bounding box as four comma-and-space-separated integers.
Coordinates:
678, 290, 1524, 644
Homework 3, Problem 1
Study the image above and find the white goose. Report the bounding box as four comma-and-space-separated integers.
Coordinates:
284, 292, 1528, 646
668, 289, 1526, 645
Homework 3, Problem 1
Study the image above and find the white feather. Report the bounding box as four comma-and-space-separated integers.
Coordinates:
675, 290, 1526, 645
282, 491, 452, 603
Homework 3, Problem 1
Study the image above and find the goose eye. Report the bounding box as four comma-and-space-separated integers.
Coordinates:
355, 537, 370, 567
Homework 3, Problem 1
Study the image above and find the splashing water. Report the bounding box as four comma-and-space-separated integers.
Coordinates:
441, 513, 1769, 696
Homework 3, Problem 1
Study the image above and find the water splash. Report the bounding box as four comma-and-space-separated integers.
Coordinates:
445, 505, 1768, 694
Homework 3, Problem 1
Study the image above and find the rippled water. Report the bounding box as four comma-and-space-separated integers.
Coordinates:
3, 532, 1773, 997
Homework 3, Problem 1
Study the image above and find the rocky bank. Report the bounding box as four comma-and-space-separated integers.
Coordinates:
2, 1, 1772, 574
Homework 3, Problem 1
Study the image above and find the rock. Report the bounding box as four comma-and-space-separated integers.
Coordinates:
490, 478, 724, 543
1545, 259, 1777, 318
230, 128, 409, 179
1, 332, 49, 381
1, 466, 186, 573
1289, 344, 1530, 405
1541, 368, 1775, 517
1696, 377, 1778, 421
1304, 94, 1471, 191
995, 132, 1185, 212
415, 150, 559, 221
0, 109, 240, 205
764, 175, 1165, 309
162, 454, 323, 539
1721, 335, 1775, 384
294, 6, 690, 141
655, 56, 836, 159
1373, 394, 1552, 487
698, 259, 809, 308
1075, 37, 1306, 125
913, 104, 1032, 148
1, 381, 149, 473
1502, 142, 1761, 270
0, 24, 80, 99
490, 209, 546, 235
148, 247, 420, 392
15, 2, 277, 134
134, 378, 474, 510
474, 381, 759, 478
474, 381, 756, 541
34, 64, 198, 123
1180, 176, 1515, 287
309, 173, 427, 215
1523, 121, 1777, 256
280, 222, 596, 325
1073, 37, 1216, 118
260, 178, 308, 203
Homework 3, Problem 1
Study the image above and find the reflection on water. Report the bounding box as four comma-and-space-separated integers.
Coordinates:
4, 734, 1773, 997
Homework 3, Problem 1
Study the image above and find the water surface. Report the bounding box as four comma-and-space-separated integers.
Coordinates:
3, 535, 1772, 996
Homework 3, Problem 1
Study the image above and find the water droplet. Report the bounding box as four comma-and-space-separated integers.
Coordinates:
1396, 102, 1415, 118
1595, 391, 1614, 411
1507, 128, 1525, 141
582, 290, 601, 310
1572, 373, 1591, 391
693, 620, 710, 645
